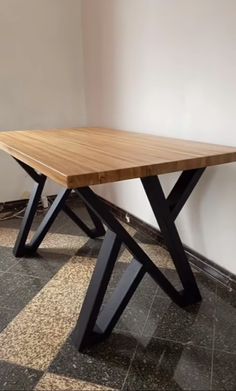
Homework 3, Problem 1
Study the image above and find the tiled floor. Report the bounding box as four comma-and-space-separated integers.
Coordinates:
0, 200, 235, 390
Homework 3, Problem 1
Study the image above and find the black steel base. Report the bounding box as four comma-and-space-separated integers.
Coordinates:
13, 159, 105, 257
72, 168, 205, 351
12, 158, 205, 352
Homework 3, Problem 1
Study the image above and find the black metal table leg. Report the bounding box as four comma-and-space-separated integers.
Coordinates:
73, 168, 205, 351
72, 229, 122, 350
141, 176, 201, 304
25, 189, 71, 254
76, 187, 185, 306
167, 168, 205, 220
95, 258, 145, 336
13, 174, 46, 257
63, 203, 105, 238
26, 194, 105, 254
12, 159, 105, 257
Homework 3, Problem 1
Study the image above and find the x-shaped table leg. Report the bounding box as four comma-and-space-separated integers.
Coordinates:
13, 159, 105, 257
72, 168, 205, 351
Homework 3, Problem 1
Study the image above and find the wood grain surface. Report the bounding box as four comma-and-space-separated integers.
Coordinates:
0, 128, 235, 188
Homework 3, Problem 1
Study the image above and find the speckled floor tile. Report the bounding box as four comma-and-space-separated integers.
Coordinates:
119, 243, 174, 269
114, 299, 152, 336
101, 281, 155, 337
0, 225, 88, 256
38, 233, 88, 256
24, 256, 96, 320
105, 260, 157, 301
49, 333, 137, 389
214, 285, 236, 353
0, 307, 20, 333
7, 249, 70, 280
143, 295, 214, 349
98, 266, 157, 337
0, 227, 19, 247
124, 337, 211, 390
194, 271, 217, 301
35, 373, 117, 391
212, 350, 236, 390
0, 246, 19, 272
142, 269, 217, 349
0, 309, 73, 371
0, 271, 49, 311
0, 360, 42, 391
154, 268, 217, 301
0, 203, 235, 390
0, 256, 95, 371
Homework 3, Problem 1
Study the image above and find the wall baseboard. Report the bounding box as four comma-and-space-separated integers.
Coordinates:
1, 194, 235, 291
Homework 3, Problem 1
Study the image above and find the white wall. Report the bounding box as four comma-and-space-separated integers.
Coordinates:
82, 0, 236, 274
0, 0, 86, 201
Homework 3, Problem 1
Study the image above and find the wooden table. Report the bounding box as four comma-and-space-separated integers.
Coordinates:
0, 127, 235, 352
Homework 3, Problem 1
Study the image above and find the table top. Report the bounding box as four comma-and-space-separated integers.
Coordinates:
0, 127, 235, 188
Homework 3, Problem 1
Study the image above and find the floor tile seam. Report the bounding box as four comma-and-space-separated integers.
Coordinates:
0, 257, 23, 274
0, 338, 74, 374
11, 306, 83, 321
0, 270, 54, 281
154, 291, 218, 304
0, 251, 83, 279
36, 371, 120, 391
209, 323, 216, 390
141, 334, 215, 352
0, 304, 22, 311
121, 287, 158, 390
210, 284, 217, 390
0, 266, 71, 280
113, 328, 141, 339
0, 262, 84, 330
140, 285, 159, 336
0, 281, 54, 312
120, 341, 139, 391
0, 357, 44, 374
138, 283, 217, 352
213, 347, 236, 355
1, 357, 46, 391
0, 291, 88, 322
33, 371, 49, 391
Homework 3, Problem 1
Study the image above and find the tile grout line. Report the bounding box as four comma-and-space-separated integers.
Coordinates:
210, 285, 217, 390
213, 347, 236, 355
138, 332, 236, 357
121, 284, 159, 390
210, 324, 216, 390
140, 285, 159, 336
0, 255, 23, 275
121, 340, 139, 391
142, 334, 214, 352
0, 264, 71, 280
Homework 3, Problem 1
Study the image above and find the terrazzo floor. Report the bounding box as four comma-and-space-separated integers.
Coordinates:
0, 199, 235, 390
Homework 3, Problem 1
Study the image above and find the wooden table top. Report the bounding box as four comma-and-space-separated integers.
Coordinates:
0, 127, 235, 188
